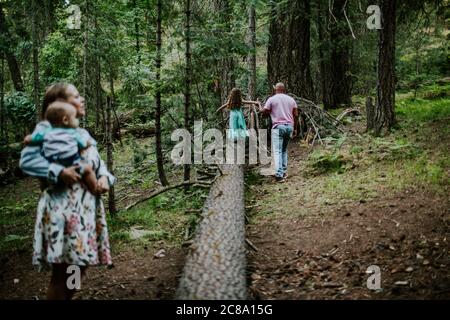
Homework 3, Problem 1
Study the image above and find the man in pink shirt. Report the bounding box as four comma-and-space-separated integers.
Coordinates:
261, 83, 298, 182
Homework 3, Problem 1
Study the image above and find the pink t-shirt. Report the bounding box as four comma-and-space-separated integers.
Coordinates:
264, 93, 297, 128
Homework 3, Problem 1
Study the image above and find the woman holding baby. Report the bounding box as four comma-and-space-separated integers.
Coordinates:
20, 83, 115, 300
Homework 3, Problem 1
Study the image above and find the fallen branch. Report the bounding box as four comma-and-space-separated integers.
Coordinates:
336, 107, 361, 122
246, 238, 258, 252
125, 176, 219, 211
184, 209, 202, 214
343, 0, 356, 39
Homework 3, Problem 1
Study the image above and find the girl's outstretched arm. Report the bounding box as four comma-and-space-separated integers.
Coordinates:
216, 102, 228, 113
242, 99, 259, 105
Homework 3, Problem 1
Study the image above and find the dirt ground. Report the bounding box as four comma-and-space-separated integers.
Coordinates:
246, 145, 450, 300
0, 243, 185, 300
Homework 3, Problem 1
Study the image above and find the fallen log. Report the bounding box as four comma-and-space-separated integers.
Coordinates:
336, 107, 361, 122
177, 164, 247, 300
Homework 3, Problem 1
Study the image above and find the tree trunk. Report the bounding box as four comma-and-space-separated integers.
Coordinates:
43, 0, 52, 36
317, 0, 326, 103
95, 57, 102, 134
247, 3, 256, 100
366, 96, 375, 132
214, 0, 236, 103
82, 0, 89, 128
0, 5, 24, 92
31, 0, 40, 121
133, 0, 141, 65
372, 0, 397, 135
106, 96, 116, 216
177, 165, 246, 299
322, 0, 352, 109
94, 14, 101, 134
0, 55, 5, 142
155, 0, 169, 186
267, 0, 314, 100
184, 0, 192, 185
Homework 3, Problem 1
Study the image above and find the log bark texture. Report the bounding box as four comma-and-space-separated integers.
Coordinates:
177, 164, 246, 300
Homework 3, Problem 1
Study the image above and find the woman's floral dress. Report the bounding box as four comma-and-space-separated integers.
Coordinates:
32, 146, 113, 270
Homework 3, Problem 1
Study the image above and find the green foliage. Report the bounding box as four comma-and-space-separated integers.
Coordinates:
130, 139, 150, 169
5, 92, 36, 125
397, 95, 450, 123
396, 5, 449, 91
371, 137, 422, 161
408, 157, 448, 186
119, 65, 153, 109
108, 188, 206, 245
307, 149, 350, 175
40, 31, 78, 84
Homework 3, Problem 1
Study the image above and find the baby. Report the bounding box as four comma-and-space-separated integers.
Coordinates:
24, 101, 99, 194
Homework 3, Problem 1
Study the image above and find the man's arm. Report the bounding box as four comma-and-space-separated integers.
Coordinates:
260, 98, 272, 116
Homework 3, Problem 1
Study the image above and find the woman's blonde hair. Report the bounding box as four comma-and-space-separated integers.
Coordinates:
227, 88, 243, 109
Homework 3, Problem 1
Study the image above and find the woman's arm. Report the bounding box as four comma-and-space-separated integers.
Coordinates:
19, 121, 68, 184
19, 145, 63, 183
20, 145, 81, 185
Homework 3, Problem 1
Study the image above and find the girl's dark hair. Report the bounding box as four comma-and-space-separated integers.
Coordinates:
227, 88, 243, 109
41, 83, 71, 119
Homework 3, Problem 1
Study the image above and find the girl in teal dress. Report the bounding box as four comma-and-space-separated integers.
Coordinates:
217, 88, 261, 141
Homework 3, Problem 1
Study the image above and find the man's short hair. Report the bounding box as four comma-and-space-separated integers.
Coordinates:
273, 82, 286, 92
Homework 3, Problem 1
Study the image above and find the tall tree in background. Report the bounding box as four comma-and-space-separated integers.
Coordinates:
247, 2, 256, 100
31, 0, 41, 119
106, 95, 116, 215
132, 0, 141, 66
93, 11, 103, 134
0, 4, 24, 92
267, 0, 314, 100
155, 0, 169, 186
214, 0, 235, 103
0, 55, 4, 142
82, 0, 90, 128
316, 0, 327, 103
184, 0, 192, 184
371, 0, 397, 135
321, 0, 352, 109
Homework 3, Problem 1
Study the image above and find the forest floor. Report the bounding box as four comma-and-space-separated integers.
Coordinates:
246, 88, 450, 299
0, 85, 449, 299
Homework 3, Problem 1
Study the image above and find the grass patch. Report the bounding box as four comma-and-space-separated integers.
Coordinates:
307, 149, 350, 175
397, 97, 450, 123
108, 187, 207, 248
0, 181, 40, 253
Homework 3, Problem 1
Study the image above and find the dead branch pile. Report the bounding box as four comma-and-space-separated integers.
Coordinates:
290, 94, 345, 145
262, 94, 345, 146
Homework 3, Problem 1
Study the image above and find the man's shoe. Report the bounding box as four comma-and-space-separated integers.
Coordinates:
275, 176, 286, 183
283, 172, 288, 179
